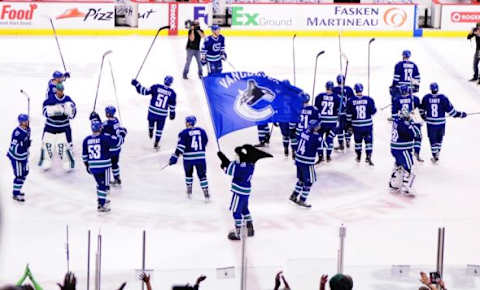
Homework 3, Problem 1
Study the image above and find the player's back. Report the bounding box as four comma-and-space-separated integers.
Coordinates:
391, 118, 416, 151
297, 105, 319, 134
295, 130, 322, 164
393, 95, 420, 116
347, 95, 376, 126
422, 93, 451, 125
180, 127, 208, 161
333, 85, 354, 112
314, 92, 340, 125
148, 84, 176, 116
394, 60, 419, 86
103, 118, 120, 136
82, 134, 115, 171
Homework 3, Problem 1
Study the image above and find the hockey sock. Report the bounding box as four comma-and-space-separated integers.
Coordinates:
185, 177, 193, 187
13, 177, 25, 196
112, 168, 120, 179
155, 129, 162, 144
366, 143, 373, 156
97, 188, 107, 206
199, 178, 208, 189
293, 182, 302, 197
300, 185, 311, 202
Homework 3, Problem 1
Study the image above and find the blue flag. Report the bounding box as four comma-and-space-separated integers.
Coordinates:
202, 72, 306, 139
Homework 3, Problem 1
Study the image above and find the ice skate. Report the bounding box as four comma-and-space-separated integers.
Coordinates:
13, 193, 25, 202
202, 187, 210, 201
415, 153, 424, 162
289, 192, 298, 203
97, 203, 111, 213
246, 222, 255, 237
366, 155, 374, 166
295, 199, 312, 208
228, 229, 241, 241
111, 177, 122, 187
187, 185, 192, 199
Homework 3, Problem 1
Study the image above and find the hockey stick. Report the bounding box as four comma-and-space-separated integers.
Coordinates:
49, 17, 67, 72
108, 60, 122, 123
66, 225, 70, 272
367, 38, 375, 96
311, 51, 325, 105
20, 89, 31, 117
467, 112, 480, 115
93, 50, 113, 113
380, 103, 392, 111
338, 31, 343, 79
135, 25, 170, 79
292, 33, 297, 86
159, 163, 169, 171
225, 59, 236, 71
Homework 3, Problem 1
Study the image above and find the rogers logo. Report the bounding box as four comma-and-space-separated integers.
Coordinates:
383, 8, 407, 27
451, 12, 480, 23
1, 4, 37, 20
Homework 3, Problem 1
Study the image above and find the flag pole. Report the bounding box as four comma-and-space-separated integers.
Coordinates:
201, 78, 221, 151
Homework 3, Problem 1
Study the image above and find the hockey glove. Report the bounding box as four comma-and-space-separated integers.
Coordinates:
169, 154, 178, 165
460, 112, 467, 118
118, 127, 128, 138
217, 151, 230, 170
25, 139, 32, 148
131, 79, 139, 87
89, 111, 101, 122
64, 72, 71, 79
413, 84, 419, 93
169, 111, 176, 120
221, 52, 227, 61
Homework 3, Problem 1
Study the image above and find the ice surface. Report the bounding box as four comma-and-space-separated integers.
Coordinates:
0, 36, 479, 289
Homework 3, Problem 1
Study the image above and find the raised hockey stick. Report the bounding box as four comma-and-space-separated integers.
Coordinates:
135, 25, 170, 79
20, 89, 31, 117
311, 50, 325, 105
368, 38, 375, 96
338, 31, 343, 79
292, 33, 297, 86
49, 17, 67, 72
66, 225, 70, 272
108, 60, 122, 123
93, 50, 113, 113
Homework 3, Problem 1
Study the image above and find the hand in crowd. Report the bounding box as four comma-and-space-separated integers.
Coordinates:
419, 272, 446, 290
273, 271, 290, 290
319, 274, 328, 290
57, 272, 76, 290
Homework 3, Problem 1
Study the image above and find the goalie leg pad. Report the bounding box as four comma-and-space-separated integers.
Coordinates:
39, 132, 57, 169
389, 166, 403, 190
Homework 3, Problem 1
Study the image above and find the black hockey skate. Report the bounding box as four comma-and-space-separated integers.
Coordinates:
153, 141, 160, 151
415, 153, 424, 163
315, 155, 324, 165
295, 199, 312, 208
111, 177, 122, 187
355, 153, 361, 163
334, 143, 345, 152
202, 187, 210, 201
246, 221, 255, 237
431, 153, 439, 164
97, 203, 111, 213
187, 185, 192, 199
289, 192, 298, 203
148, 130, 153, 139
284, 146, 289, 157
13, 193, 25, 202
326, 155, 332, 163
346, 140, 351, 149
254, 141, 267, 148
366, 155, 374, 166
228, 229, 241, 241
291, 150, 296, 160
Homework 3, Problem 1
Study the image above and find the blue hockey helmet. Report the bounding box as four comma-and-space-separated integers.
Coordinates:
326, 81, 334, 90
336, 74, 345, 85
354, 83, 364, 94
308, 119, 321, 130
52, 71, 63, 79
430, 82, 439, 94
105, 105, 116, 116
185, 115, 197, 126
211, 24, 220, 31
164, 75, 174, 86
91, 121, 103, 132
18, 114, 29, 123
301, 92, 310, 103
402, 50, 411, 59
399, 85, 409, 96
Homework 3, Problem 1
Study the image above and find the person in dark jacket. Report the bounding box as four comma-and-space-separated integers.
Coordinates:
467, 22, 480, 83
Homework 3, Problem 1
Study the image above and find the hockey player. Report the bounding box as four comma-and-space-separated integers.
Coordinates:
46, 71, 70, 98
314, 81, 341, 162
389, 107, 420, 196
201, 24, 226, 75
346, 83, 377, 165
392, 85, 423, 162
131, 76, 176, 150
289, 120, 324, 208
390, 50, 420, 118
102, 106, 127, 186
333, 74, 354, 151
169, 115, 210, 200
217, 145, 272, 241
39, 83, 76, 171
82, 121, 126, 212
420, 83, 467, 163
277, 122, 297, 157
7, 114, 31, 202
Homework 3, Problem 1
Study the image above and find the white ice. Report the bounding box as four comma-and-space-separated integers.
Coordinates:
0, 35, 479, 290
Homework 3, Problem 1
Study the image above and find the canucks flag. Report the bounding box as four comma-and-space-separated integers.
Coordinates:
202, 72, 306, 139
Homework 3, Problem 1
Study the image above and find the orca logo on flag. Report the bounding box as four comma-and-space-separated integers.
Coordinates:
234, 79, 276, 121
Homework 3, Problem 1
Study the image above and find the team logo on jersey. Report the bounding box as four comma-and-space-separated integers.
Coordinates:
234, 79, 276, 121
212, 42, 222, 52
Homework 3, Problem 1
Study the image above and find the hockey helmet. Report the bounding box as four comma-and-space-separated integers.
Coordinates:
354, 83, 364, 94
326, 81, 334, 91
336, 74, 345, 85
185, 115, 197, 126
91, 121, 103, 132
18, 114, 29, 123
164, 75, 174, 86
402, 50, 411, 59
430, 82, 439, 94
52, 71, 63, 79
56, 83, 65, 92
105, 105, 116, 116
211, 24, 220, 31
